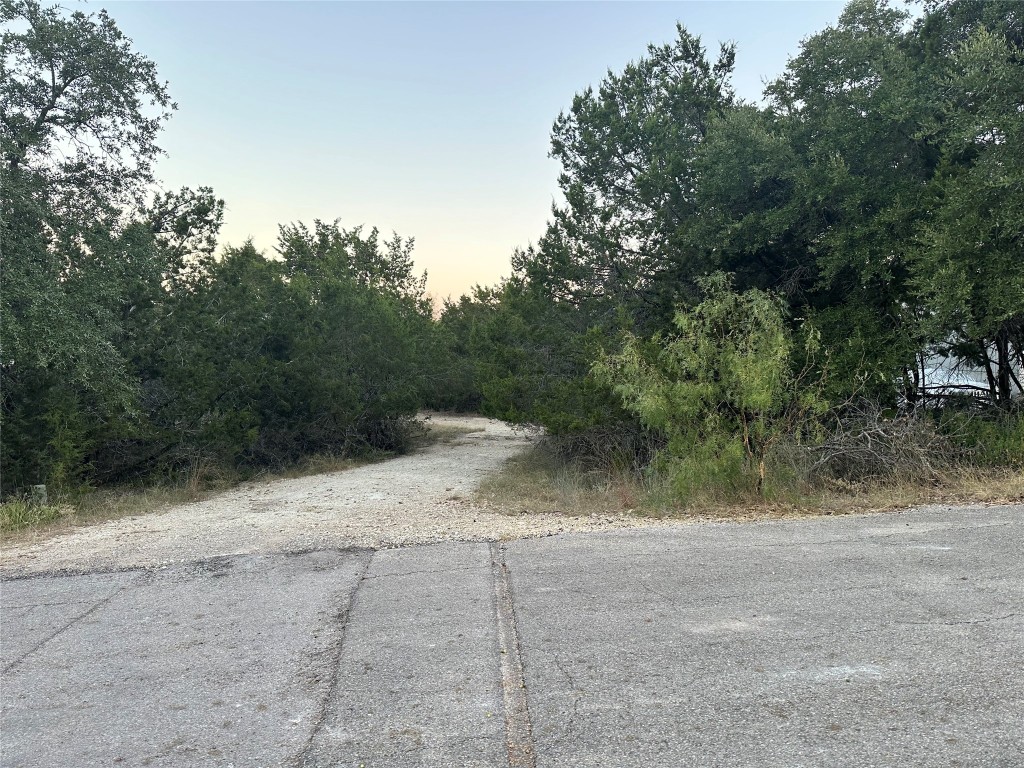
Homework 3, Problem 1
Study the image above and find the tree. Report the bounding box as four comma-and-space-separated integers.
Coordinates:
0, 206, 164, 487
473, 23, 737, 439
141, 234, 438, 474
910, 16, 1024, 405
276, 219, 428, 310
760, 0, 940, 403
1, 0, 174, 223
142, 185, 225, 289
689, 104, 809, 295
1, 1, 188, 490
594, 274, 824, 498
528, 23, 735, 328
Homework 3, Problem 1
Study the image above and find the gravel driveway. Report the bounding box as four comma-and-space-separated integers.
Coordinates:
0, 415, 670, 577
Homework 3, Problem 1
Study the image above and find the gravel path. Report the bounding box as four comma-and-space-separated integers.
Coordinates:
0, 415, 673, 576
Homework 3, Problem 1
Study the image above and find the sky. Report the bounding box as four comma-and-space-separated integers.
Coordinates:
102, 0, 848, 303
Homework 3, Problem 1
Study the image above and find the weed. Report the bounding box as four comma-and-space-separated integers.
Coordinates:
0, 499, 66, 533
477, 436, 1024, 522
477, 441, 650, 517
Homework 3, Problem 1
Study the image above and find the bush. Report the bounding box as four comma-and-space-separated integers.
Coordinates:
941, 407, 1024, 469
0, 499, 64, 532
594, 273, 826, 501
544, 423, 666, 478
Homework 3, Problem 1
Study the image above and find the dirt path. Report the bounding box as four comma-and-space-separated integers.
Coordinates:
0, 415, 667, 576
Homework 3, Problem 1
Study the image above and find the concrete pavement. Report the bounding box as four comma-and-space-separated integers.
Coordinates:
2, 504, 1022, 767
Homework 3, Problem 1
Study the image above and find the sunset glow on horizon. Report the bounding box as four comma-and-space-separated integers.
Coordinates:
105, 0, 846, 303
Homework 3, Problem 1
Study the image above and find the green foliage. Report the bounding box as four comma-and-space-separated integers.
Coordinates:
0, 199, 165, 488
594, 274, 826, 499
759, 0, 941, 401
1, 2, 446, 494
689, 106, 806, 291
535, 23, 736, 328
941, 408, 1024, 468
0, 0, 174, 223
135, 230, 438, 476
429, 286, 502, 412
1, 0, 179, 491
447, 0, 1023, 495
439, 277, 642, 440
910, 22, 1024, 403
4, 0, 1023, 507
0, 498, 62, 532
276, 219, 429, 308
143, 186, 225, 288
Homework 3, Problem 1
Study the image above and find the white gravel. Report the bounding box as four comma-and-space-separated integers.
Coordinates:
0, 415, 675, 576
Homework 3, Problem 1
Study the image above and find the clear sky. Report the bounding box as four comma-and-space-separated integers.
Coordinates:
103, 1, 847, 303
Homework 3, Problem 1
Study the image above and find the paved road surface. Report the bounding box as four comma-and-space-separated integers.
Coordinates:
2, 504, 1022, 767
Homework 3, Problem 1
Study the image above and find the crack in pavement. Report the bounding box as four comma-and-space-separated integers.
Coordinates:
491, 542, 537, 768
291, 550, 375, 768
362, 564, 488, 580
902, 612, 1019, 627
549, 652, 583, 752
1, 599, 107, 609
2, 580, 134, 674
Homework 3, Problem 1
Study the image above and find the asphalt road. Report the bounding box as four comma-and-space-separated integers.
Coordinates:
2, 504, 1022, 767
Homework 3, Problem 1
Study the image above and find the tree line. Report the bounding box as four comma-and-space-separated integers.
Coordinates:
439, 0, 1023, 496
0, 0, 453, 493
2, 0, 1021, 501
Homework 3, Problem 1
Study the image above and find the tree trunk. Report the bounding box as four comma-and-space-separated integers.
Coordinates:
995, 328, 1013, 406
981, 340, 998, 405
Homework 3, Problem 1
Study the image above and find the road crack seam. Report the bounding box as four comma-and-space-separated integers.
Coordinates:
550, 653, 582, 746
904, 612, 1019, 627
491, 542, 537, 768
292, 550, 374, 768
362, 564, 486, 580
2, 581, 132, 674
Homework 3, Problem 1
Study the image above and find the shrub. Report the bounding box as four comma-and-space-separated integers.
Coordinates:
941, 406, 1024, 469
594, 273, 827, 501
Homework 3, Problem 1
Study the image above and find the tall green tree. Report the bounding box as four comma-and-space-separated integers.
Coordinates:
528, 23, 735, 328
473, 24, 738, 435
760, 0, 939, 403
1, 0, 174, 222
910, 7, 1024, 404
0, 1, 214, 489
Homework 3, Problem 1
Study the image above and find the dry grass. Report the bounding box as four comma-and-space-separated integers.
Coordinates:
267, 452, 389, 481
477, 444, 648, 517
795, 468, 1024, 515
413, 418, 486, 446
477, 442, 1024, 523
0, 484, 208, 545
0, 416, 484, 543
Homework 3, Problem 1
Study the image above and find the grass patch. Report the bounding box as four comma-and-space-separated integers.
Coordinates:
477, 439, 1024, 521
413, 413, 487, 446
266, 451, 392, 481
477, 442, 648, 517
787, 468, 1024, 516
0, 499, 66, 533
0, 484, 209, 544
